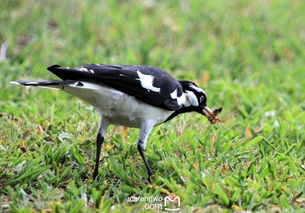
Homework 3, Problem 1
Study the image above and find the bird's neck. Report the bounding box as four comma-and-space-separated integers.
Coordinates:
164, 106, 198, 123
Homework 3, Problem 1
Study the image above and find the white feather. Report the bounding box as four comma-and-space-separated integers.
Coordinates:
63, 82, 172, 128
177, 95, 186, 106
170, 89, 186, 106
190, 84, 206, 95
184, 90, 199, 106
79, 68, 88, 72
136, 70, 160, 93
170, 89, 178, 99
10, 81, 21, 85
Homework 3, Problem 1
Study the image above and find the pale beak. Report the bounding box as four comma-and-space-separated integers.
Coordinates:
202, 106, 222, 124
202, 106, 213, 118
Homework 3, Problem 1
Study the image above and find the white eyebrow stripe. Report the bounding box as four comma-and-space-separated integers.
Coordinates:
136, 70, 160, 92
190, 84, 206, 95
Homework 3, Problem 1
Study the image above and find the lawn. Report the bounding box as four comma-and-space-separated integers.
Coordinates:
1, 0, 305, 212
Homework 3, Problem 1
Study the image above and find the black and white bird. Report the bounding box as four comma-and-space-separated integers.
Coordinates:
10, 64, 221, 181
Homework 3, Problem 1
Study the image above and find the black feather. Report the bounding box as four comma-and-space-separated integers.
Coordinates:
47, 64, 183, 111
14, 80, 76, 86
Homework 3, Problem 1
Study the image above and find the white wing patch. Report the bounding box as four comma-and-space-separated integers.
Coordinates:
136, 70, 160, 93
184, 90, 199, 106
170, 89, 186, 106
190, 84, 206, 95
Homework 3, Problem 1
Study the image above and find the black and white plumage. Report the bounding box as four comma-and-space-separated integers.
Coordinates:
10, 64, 218, 181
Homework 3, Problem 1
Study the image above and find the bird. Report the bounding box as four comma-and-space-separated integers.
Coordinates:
10, 64, 222, 181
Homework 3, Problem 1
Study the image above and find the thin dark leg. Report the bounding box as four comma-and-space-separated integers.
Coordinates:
137, 142, 153, 182
93, 133, 104, 179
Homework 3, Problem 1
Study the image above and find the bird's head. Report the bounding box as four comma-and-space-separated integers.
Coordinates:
179, 81, 222, 124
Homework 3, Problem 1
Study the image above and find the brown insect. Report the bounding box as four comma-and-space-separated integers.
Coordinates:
203, 107, 223, 124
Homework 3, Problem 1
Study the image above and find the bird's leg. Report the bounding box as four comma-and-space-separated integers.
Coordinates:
137, 121, 155, 182
137, 141, 153, 180
93, 133, 104, 179
93, 117, 109, 179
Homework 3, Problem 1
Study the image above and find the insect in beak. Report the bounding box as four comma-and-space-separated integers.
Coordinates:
202, 106, 222, 124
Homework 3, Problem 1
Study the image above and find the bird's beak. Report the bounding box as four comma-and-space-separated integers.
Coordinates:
202, 106, 222, 124
202, 106, 213, 118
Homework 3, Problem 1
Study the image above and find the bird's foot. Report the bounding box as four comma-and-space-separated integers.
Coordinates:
147, 170, 154, 183
148, 176, 153, 183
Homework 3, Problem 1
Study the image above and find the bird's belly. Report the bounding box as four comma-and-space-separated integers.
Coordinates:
63, 82, 173, 128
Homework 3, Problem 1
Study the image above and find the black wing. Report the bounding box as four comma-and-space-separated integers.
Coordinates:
47, 64, 184, 111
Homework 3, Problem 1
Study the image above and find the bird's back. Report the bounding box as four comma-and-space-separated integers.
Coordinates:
48, 64, 185, 111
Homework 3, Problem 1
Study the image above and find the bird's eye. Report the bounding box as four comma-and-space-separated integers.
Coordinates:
200, 96, 207, 106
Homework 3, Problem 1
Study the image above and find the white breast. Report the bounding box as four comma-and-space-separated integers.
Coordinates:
63, 82, 173, 128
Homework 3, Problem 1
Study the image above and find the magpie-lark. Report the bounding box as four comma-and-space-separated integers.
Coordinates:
10, 64, 221, 181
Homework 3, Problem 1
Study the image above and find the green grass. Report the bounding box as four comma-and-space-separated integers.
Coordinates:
1, 0, 305, 212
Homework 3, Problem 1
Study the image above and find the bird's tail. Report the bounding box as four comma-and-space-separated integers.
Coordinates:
9, 80, 76, 90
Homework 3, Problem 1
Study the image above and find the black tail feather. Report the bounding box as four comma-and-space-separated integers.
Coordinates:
10, 80, 76, 86
47, 65, 88, 80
